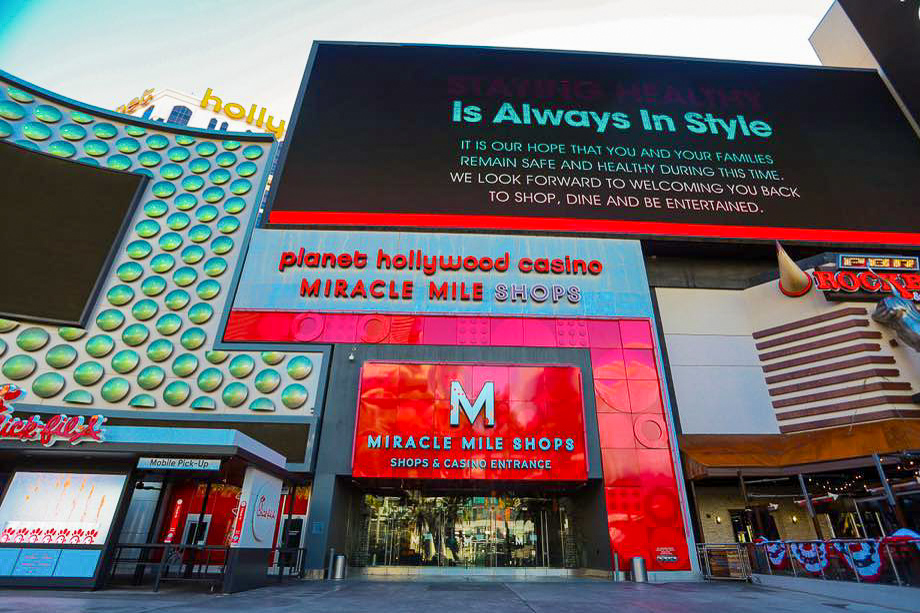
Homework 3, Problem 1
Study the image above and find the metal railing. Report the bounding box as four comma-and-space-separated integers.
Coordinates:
109, 543, 230, 591
746, 539, 920, 587
697, 543, 752, 580
109, 543, 309, 591
270, 546, 308, 582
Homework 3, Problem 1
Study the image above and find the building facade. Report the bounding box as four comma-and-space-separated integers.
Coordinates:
811, 0, 920, 134
1, 39, 920, 590
0, 71, 314, 590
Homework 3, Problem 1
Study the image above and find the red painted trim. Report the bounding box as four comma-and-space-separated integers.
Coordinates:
778, 276, 813, 297
267, 211, 920, 246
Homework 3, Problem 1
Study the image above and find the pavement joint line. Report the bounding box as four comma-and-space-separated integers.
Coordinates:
501, 581, 541, 613
133, 601, 200, 613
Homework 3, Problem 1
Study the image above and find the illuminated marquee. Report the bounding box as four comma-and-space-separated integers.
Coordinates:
836, 255, 919, 272
231, 229, 651, 319
200, 88, 286, 139
0, 384, 105, 447
812, 254, 920, 302
115, 88, 154, 114
278, 247, 600, 305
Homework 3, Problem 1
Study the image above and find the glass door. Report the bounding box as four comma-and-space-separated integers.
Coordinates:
353, 493, 580, 569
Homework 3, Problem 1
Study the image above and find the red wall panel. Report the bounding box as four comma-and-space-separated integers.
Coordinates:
225, 312, 692, 571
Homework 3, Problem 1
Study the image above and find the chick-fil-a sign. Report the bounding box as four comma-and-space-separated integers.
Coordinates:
0, 384, 106, 447
0, 410, 106, 446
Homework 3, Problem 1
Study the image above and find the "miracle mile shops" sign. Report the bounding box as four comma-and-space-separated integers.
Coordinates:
351, 362, 588, 481
230, 230, 653, 319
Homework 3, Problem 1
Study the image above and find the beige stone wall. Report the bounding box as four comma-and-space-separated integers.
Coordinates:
694, 485, 820, 543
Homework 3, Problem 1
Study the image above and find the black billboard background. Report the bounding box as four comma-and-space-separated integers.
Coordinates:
267, 43, 920, 241
0, 141, 145, 325
838, 0, 920, 128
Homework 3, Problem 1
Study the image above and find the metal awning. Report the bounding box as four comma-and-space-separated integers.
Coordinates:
0, 426, 296, 480
679, 419, 920, 479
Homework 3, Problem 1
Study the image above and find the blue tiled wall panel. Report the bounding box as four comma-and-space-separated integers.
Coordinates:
0, 549, 20, 575
11, 548, 61, 576
54, 549, 101, 577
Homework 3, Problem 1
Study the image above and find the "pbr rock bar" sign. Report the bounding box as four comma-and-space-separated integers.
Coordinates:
813, 254, 920, 302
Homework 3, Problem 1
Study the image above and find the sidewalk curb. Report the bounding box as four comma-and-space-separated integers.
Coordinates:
752, 573, 920, 612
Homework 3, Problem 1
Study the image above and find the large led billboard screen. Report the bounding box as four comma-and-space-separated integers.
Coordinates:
267, 42, 920, 245
0, 142, 145, 325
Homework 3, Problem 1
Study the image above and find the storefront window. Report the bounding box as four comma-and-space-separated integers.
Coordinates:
0, 472, 126, 545
856, 498, 901, 538
157, 481, 241, 546
350, 493, 579, 568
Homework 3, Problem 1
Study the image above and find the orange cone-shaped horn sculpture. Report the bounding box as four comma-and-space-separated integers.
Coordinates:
777, 241, 812, 297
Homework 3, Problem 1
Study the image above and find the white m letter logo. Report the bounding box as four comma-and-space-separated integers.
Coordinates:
450, 381, 494, 427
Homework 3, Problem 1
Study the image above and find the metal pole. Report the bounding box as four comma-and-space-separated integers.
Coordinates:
845, 548, 860, 583
852, 498, 868, 539
326, 547, 336, 580
818, 545, 826, 580
135, 479, 170, 586
187, 479, 211, 578
688, 479, 706, 544
196, 479, 212, 543
287, 485, 296, 542
797, 474, 824, 540
284, 484, 296, 577
739, 471, 765, 538
873, 454, 909, 528
147, 480, 172, 544
884, 542, 902, 586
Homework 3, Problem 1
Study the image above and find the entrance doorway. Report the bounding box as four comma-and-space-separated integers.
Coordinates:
350, 493, 579, 568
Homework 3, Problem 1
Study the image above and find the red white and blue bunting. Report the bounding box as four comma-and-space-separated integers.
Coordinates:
830, 540, 882, 580
755, 530, 920, 582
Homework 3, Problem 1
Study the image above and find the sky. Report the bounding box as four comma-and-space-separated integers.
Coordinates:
0, 0, 834, 121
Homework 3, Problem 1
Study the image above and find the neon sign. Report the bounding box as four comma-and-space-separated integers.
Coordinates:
200, 88, 286, 139
812, 254, 920, 302
116, 88, 154, 115
0, 384, 106, 446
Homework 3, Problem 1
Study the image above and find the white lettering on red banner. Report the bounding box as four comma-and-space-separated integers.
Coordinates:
164, 498, 184, 544
231, 500, 247, 545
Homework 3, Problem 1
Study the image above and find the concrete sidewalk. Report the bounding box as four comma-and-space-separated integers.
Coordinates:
0, 579, 913, 613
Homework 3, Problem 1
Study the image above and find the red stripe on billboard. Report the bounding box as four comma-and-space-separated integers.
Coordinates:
268, 211, 920, 246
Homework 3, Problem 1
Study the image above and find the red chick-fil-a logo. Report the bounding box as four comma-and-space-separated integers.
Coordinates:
0, 384, 106, 446
231, 500, 247, 545
256, 494, 276, 520
0, 384, 24, 408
